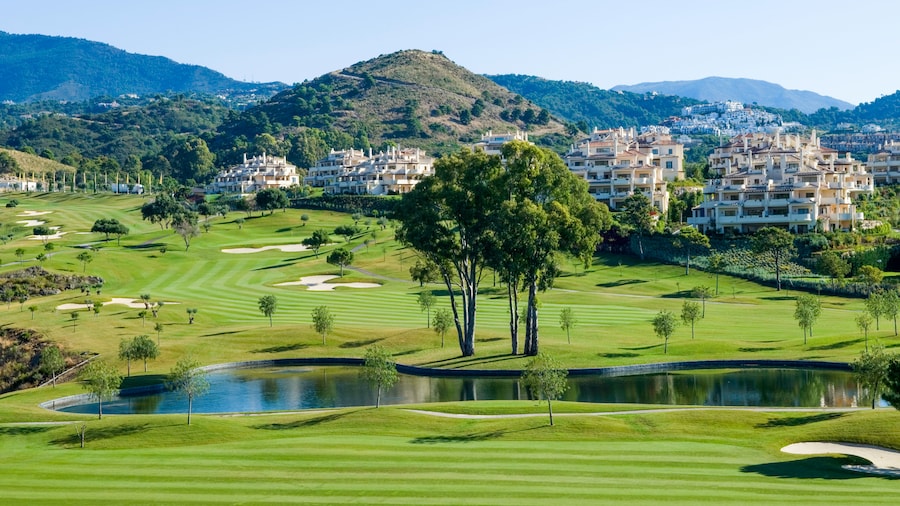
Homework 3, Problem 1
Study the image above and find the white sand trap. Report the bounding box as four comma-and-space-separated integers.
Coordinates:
222, 244, 311, 254
16, 219, 46, 227
274, 275, 380, 291
56, 298, 181, 311
782, 442, 900, 476
28, 226, 66, 240
17, 210, 52, 217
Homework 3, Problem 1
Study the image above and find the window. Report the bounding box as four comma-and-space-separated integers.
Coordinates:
665, 161, 673, 169
667, 149, 673, 155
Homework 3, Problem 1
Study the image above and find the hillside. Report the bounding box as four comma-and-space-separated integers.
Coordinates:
487, 74, 700, 129
612, 77, 854, 113
0, 147, 75, 174
0, 95, 231, 168
211, 50, 567, 166
0, 31, 286, 103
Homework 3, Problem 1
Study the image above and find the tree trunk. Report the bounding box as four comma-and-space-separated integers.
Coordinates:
637, 233, 645, 260
524, 281, 539, 356
460, 259, 478, 357
143, 359, 147, 372
507, 277, 519, 355
376, 386, 381, 408
547, 398, 554, 426
691, 323, 695, 339
188, 395, 193, 425
664, 336, 668, 354
440, 270, 465, 355
685, 249, 690, 275
774, 255, 782, 291
98, 398, 103, 420
715, 273, 719, 296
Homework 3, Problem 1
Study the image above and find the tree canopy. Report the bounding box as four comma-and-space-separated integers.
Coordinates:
167, 356, 209, 425
521, 352, 569, 426
80, 360, 122, 419
361, 344, 398, 408
751, 227, 796, 291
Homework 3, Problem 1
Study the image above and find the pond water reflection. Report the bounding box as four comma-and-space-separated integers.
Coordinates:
56, 366, 872, 415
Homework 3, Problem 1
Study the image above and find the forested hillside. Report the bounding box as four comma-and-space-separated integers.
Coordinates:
208, 50, 566, 167
0, 31, 285, 102
488, 74, 700, 130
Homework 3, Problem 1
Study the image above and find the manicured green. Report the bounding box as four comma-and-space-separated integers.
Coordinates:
3, 192, 900, 503
0, 406, 899, 505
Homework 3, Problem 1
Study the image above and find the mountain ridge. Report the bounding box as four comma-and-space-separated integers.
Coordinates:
612, 76, 854, 113
0, 31, 286, 103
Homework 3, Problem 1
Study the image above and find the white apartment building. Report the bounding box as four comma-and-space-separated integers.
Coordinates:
473, 130, 529, 155
688, 131, 873, 234
563, 127, 684, 212
208, 153, 301, 194
304, 146, 434, 195
866, 139, 900, 184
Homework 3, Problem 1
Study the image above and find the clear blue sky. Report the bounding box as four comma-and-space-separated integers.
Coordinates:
2, 0, 896, 105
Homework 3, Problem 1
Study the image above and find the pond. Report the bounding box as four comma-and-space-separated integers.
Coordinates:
54, 365, 873, 415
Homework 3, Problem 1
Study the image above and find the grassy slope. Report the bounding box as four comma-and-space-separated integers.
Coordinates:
2, 192, 900, 503
0, 191, 893, 382
0, 147, 75, 174
1, 406, 899, 505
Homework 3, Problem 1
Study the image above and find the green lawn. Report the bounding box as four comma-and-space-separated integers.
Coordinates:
0, 405, 898, 505
2, 192, 900, 503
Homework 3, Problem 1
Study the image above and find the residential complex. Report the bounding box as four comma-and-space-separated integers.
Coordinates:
208, 153, 301, 194
304, 146, 433, 195
688, 131, 873, 234
866, 139, 900, 184
473, 130, 530, 155
563, 127, 684, 212
656, 101, 797, 137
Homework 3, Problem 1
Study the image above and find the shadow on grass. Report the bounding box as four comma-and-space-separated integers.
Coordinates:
761, 296, 796, 301
252, 263, 294, 271
741, 457, 875, 480
410, 431, 506, 444
597, 279, 646, 288
476, 337, 504, 343
755, 413, 845, 428
0, 426, 52, 436
738, 347, 780, 353
50, 423, 149, 447
660, 290, 693, 299
393, 348, 422, 357
423, 353, 519, 368
120, 374, 167, 389
808, 338, 863, 351
201, 330, 242, 337
253, 411, 350, 430
339, 338, 383, 349
623, 344, 661, 351
251, 343, 308, 354
125, 243, 166, 250
599, 352, 640, 358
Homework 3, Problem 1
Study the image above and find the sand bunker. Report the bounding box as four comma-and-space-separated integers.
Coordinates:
28, 226, 66, 240
16, 219, 46, 227
782, 442, 900, 476
17, 210, 52, 217
222, 244, 311, 254
56, 298, 180, 311
274, 275, 380, 291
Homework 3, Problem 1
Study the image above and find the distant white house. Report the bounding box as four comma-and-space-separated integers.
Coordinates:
473, 130, 529, 155
207, 153, 301, 194
0, 177, 38, 192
